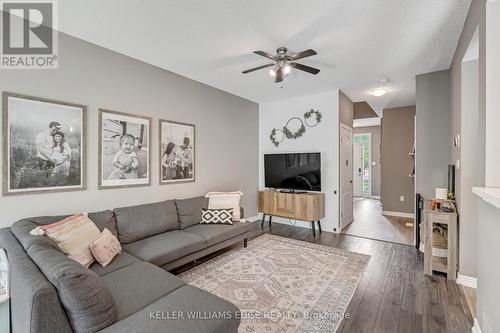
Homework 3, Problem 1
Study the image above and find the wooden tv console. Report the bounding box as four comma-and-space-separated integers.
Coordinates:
258, 191, 325, 236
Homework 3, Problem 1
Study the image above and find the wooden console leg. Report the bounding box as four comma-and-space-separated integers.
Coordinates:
244, 238, 248, 248
269, 216, 272, 228
261, 214, 266, 229
312, 221, 316, 237
317, 220, 322, 233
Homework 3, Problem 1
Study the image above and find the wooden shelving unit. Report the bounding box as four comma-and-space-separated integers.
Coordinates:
423, 200, 458, 280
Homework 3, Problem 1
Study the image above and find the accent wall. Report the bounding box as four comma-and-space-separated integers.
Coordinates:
0, 33, 259, 227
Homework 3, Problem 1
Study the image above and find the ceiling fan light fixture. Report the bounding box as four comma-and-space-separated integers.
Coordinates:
242, 47, 319, 82
283, 64, 291, 75
369, 88, 389, 97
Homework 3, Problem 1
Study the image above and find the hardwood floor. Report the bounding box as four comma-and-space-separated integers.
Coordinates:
342, 198, 414, 245
173, 223, 473, 333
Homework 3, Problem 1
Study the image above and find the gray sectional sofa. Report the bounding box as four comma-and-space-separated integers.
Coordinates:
0, 195, 258, 333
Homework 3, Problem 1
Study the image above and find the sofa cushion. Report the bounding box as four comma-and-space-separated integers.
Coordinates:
101, 262, 185, 320
122, 230, 206, 266
11, 210, 118, 253
11, 219, 61, 252
89, 252, 140, 277
183, 221, 257, 247
27, 244, 117, 333
98, 285, 240, 333
114, 200, 179, 244
175, 196, 209, 229
0, 228, 73, 333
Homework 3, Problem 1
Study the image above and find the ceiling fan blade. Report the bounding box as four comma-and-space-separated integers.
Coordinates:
242, 63, 275, 74
254, 51, 276, 60
291, 62, 320, 75
289, 49, 317, 60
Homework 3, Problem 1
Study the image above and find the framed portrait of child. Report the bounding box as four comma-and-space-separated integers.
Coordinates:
2, 92, 87, 195
159, 119, 195, 184
98, 109, 151, 189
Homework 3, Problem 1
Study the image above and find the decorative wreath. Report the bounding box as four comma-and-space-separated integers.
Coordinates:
304, 109, 322, 127
283, 117, 306, 139
269, 128, 285, 147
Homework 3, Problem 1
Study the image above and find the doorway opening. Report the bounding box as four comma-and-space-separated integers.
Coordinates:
341, 121, 414, 246
353, 133, 371, 197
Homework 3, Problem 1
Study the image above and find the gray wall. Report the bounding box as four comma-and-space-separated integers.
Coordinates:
0, 33, 259, 227
380, 106, 415, 213
450, 1, 498, 331
415, 70, 452, 199
459, 60, 480, 278
450, 0, 486, 282
339, 91, 353, 127
354, 102, 378, 119
477, 199, 500, 333
353, 125, 381, 196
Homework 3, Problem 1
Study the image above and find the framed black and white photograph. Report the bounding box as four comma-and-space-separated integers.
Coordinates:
159, 119, 195, 184
2, 92, 87, 195
98, 109, 151, 189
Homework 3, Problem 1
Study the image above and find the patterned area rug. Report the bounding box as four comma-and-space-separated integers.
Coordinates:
180, 234, 370, 332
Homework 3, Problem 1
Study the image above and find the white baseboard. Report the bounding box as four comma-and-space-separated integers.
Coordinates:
472, 318, 482, 333
457, 274, 477, 289
382, 210, 415, 219
245, 215, 260, 222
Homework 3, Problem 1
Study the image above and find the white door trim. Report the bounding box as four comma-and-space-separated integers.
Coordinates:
353, 132, 372, 197
339, 123, 354, 231
353, 143, 363, 197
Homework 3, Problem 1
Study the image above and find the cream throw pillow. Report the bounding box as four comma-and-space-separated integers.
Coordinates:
205, 191, 243, 221
40, 213, 101, 267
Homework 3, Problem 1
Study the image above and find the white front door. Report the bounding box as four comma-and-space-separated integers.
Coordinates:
340, 125, 354, 230
353, 143, 363, 197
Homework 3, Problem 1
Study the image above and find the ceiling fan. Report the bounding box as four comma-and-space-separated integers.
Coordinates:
242, 47, 320, 83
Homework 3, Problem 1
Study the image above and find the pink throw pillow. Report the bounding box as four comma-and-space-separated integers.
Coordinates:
40, 213, 101, 267
89, 228, 122, 267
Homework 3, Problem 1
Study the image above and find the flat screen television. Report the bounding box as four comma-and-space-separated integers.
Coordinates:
264, 152, 321, 192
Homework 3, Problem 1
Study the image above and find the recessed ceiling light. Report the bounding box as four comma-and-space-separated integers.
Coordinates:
369, 88, 389, 97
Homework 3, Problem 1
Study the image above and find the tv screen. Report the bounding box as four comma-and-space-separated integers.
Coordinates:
264, 153, 321, 192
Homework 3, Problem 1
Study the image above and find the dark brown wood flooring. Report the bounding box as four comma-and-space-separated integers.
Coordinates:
173, 223, 473, 333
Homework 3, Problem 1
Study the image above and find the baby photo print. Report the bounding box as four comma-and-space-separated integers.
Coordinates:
99, 109, 151, 189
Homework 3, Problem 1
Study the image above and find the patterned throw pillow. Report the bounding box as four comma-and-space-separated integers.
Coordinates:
200, 208, 234, 225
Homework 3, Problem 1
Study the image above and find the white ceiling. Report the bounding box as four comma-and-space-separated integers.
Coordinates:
58, 0, 471, 111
